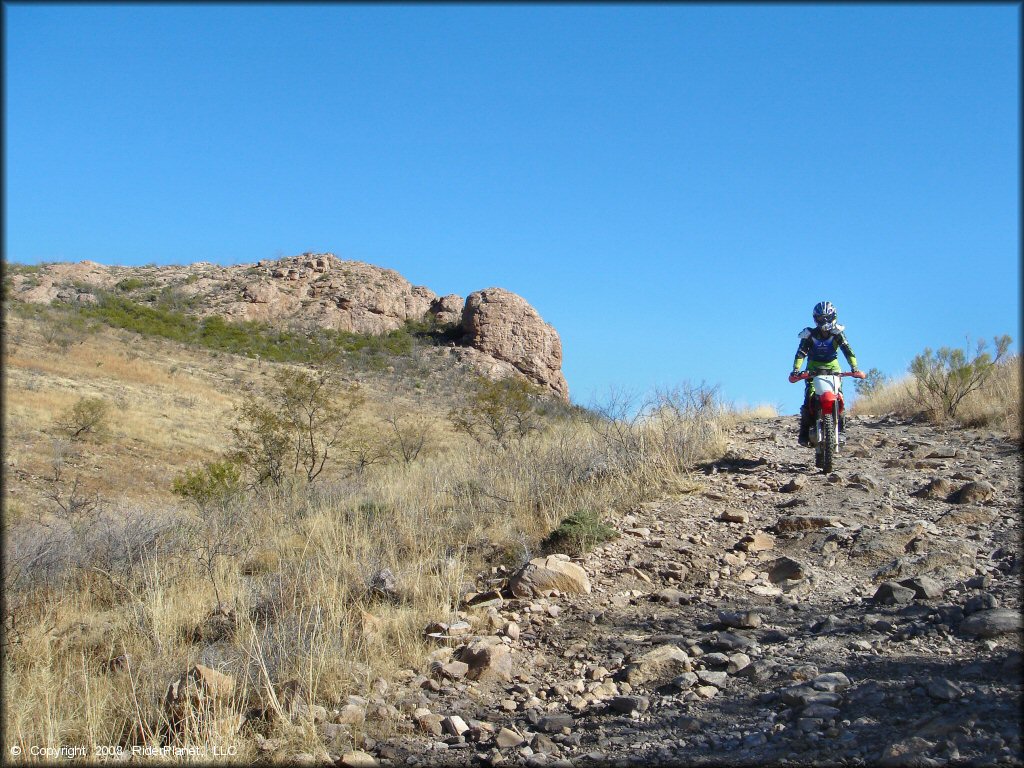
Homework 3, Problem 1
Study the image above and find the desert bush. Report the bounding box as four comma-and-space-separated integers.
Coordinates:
541, 509, 618, 556
910, 335, 1012, 420
952, 356, 1021, 436
230, 367, 366, 487
852, 353, 1020, 439
449, 375, 544, 451
114, 276, 150, 292
55, 396, 110, 440
172, 459, 243, 509
854, 367, 889, 398
181, 496, 257, 610
586, 383, 726, 494
73, 293, 426, 371
382, 408, 434, 465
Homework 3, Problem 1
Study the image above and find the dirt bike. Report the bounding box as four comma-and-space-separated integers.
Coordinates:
789, 370, 865, 472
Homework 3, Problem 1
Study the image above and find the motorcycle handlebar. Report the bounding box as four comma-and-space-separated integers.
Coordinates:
789, 371, 865, 382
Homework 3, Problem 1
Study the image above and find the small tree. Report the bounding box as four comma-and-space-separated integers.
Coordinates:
172, 459, 252, 609
56, 397, 110, 440
909, 335, 1012, 420
230, 366, 364, 486
449, 375, 542, 451
230, 400, 291, 488
854, 367, 889, 398
383, 408, 433, 465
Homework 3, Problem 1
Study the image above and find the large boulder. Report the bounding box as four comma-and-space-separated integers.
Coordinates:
461, 288, 569, 399
508, 554, 591, 598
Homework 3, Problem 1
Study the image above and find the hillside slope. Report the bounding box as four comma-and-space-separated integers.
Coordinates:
350, 416, 1021, 767
3, 260, 1020, 766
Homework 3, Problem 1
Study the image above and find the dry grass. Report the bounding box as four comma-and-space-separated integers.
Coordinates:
851, 356, 1021, 439
3, 307, 739, 761
724, 403, 779, 423
3, 314, 241, 515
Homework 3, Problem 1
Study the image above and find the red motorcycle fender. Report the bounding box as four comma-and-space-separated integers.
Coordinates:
819, 391, 837, 415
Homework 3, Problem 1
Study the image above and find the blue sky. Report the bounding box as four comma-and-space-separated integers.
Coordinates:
4, 4, 1019, 413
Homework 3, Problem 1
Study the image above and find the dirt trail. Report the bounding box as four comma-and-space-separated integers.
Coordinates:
329, 415, 1023, 767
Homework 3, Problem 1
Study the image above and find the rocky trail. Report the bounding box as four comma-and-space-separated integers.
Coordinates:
287, 415, 1023, 767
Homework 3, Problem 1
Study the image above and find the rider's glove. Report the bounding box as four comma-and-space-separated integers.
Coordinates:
852, 369, 866, 379
788, 372, 802, 384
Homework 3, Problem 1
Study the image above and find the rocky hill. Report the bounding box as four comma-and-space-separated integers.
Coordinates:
5, 253, 569, 399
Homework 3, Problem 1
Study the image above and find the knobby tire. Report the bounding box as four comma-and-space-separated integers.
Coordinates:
822, 413, 836, 473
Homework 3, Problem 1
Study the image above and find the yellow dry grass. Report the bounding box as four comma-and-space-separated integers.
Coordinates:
851, 356, 1021, 440
1, 305, 749, 762
3, 313, 242, 514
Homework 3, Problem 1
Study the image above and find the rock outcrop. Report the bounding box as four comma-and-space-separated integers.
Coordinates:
6, 253, 569, 399
226, 253, 436, 335
461, 288, 569, 400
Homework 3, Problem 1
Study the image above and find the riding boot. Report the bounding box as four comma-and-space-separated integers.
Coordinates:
798, 406, 812, 446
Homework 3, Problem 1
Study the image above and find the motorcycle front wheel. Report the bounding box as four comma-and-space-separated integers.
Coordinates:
821, 413, 837, 473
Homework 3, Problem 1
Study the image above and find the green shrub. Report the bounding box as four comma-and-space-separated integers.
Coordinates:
171, 459, 243, 508
909, 335, 1012, 420
541, 509, 618, 556
854, 368, 889, 398
56, 397, 110, 440
449, 376, 543, 451
80, 293, 195, 342
230, 367, 366, 486
45, 292, 440, 377
114, 277, 149, 292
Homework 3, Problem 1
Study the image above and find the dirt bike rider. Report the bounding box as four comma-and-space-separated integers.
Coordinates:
788, 301, 861, 446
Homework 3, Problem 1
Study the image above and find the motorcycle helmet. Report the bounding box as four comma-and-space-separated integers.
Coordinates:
813, 301, 837, 331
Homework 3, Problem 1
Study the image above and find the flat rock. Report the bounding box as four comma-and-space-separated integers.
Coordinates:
719, 510, 749, 523
495, 727, 526, 748
536, 713, 574, 733
781, 474, 808, 493
459, 640, 513, 682
608, 695, 650, 714
850, 523, 925, 565
960, 608, 1022, 638
736, 532, 775, 553
873, 581, 917, 605
441, 715, 469, 736
655, 588, 688, 605
696, 670, 729, 687
339, 751, 378, 767
727, 653, 751, 674
509, 555, 591, 597
718, 610, 762, 629
622, 644, 692, 687
774, 515, 839, 533
926, 677, 964, 701
898, 576, 944, 600
937, 507, 997, 527
811, 672, 851, 692
912, 478, 952, 500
